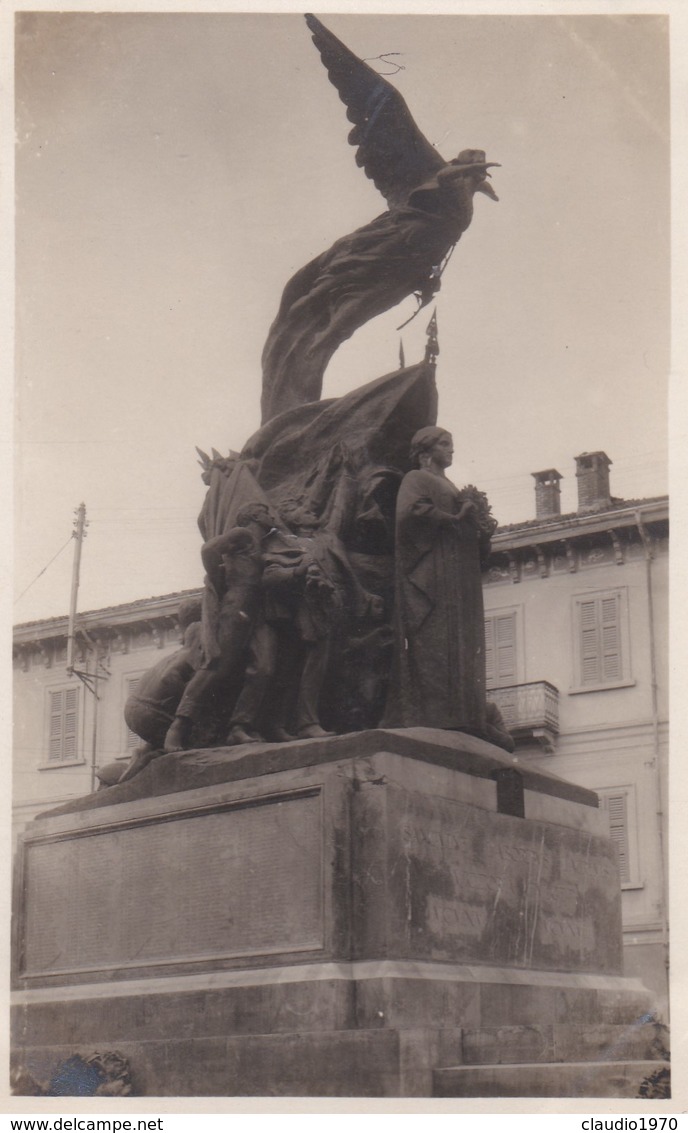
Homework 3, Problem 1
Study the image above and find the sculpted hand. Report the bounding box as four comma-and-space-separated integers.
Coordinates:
457, 500, 477, 522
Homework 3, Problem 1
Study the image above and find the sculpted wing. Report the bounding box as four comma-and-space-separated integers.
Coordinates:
305, 13, 445, 209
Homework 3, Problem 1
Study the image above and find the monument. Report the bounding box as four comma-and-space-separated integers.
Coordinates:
12, 15, 669, 1098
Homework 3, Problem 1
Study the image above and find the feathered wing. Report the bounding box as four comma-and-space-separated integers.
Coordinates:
305, 13, 446, 209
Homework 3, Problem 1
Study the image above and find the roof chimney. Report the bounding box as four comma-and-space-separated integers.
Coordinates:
575, 451, 612, 512
532, 469, 563, 519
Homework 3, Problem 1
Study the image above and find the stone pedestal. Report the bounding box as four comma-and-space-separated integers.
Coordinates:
12, 729, 668, 1097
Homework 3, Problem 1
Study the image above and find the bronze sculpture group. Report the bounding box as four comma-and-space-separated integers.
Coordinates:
120, 14, 513, 782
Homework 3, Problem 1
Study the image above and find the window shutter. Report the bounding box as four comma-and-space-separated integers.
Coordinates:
579, 599, 600, 684
49, 690, 64, 761
125, 675, 142, 749
496, 614, 516, 681
48, 687, 79, 762
63, 687, 78, 759
578, 594, 621, 686
604, 792, 631, 884
485, 620, 494, 684
601, 596, 621, 681
485, 613, 516, 689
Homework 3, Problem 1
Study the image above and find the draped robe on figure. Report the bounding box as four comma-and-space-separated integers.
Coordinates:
384, 468, 489, 732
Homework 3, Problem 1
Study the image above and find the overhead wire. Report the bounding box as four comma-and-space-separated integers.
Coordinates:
14, 534, 74, 604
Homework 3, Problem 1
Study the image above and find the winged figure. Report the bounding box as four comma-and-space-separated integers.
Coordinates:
260, 13, 499, 424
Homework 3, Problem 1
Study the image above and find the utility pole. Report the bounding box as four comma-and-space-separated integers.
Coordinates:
64, 502, 109, 791
66, 502, 87, 676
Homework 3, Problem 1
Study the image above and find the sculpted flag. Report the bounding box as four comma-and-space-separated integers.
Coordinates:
245, 360, 437, 538
197, 462, 274, 542
260, 14, 498, 423
201, 360, 436, 549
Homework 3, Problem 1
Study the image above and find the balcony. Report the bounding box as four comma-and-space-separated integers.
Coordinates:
488, 681, 559, 753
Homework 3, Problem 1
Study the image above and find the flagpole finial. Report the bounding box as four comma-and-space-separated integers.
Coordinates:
425, 308, 439, 364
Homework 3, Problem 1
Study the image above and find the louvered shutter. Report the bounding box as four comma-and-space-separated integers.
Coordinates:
49, 690, 64, 761
63, 687, 78, 759
495, 614, 516, 680
125, 675, 142, 749
601, 596, 621, 681
578, 594, 621, 686
48, 687, 79, 762
603, 792, 631, 884
579, 599, 600, 685
485, 612, 516, 689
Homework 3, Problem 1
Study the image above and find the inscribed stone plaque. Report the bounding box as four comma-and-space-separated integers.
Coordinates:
22, 789, 323, 977
385, 787, 623, 973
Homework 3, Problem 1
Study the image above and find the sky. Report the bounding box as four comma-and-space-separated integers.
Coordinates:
12, 8, 671, 624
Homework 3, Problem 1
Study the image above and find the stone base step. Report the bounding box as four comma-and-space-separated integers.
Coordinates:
461, 1021, 669, 1066
433, 1059, 671, 1099
12, 1027, 465, 1097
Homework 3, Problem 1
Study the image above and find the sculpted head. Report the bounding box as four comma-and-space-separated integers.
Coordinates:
410, 426, 454, 470
177, 597, 202, 631
235, 501, 274, 533
450, 149, 500, 201
279, 499, 321, 535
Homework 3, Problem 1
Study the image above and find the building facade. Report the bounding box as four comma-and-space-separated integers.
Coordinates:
12, 592, 192, 839
483, 454, 668, 1016
12, 452, 669, 1015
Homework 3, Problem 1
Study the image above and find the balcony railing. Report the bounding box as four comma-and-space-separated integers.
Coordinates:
488, 681, 559, 753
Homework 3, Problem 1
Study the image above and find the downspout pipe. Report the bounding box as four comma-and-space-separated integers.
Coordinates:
636, 508, 669, 1015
